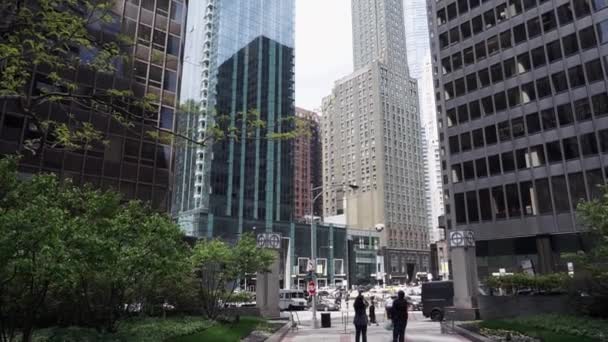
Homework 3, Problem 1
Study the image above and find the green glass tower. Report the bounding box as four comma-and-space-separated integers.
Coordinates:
173, 0, 295, 238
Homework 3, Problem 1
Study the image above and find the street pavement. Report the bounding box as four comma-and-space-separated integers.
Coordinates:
280, 306, 469, 342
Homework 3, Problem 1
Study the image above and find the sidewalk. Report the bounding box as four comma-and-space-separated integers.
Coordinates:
282, 311, 470, 342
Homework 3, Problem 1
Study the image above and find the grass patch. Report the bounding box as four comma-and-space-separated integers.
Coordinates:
32, 316, 213, 342
479, 319, 599, 342
168, 316, 268, 342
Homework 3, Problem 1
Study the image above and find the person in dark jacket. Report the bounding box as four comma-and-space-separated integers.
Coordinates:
353, 293, 368, 342
391, 290, 408, 342
368, 296, 377, 325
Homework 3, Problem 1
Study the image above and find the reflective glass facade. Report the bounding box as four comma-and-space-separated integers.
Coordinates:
173, 0, 296, 235
0, 0, 186, 211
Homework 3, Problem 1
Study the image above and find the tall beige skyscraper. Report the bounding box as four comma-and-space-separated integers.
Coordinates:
322, 0, 429, 283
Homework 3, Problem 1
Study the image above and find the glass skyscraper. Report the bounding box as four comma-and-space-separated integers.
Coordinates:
173, 0, 296, 238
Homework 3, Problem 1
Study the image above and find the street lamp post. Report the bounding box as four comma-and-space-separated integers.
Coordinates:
309, 182, 358, 329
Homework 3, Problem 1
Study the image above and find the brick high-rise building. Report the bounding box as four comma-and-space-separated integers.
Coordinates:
293, 107, 322, 221
428, 0, 608, 276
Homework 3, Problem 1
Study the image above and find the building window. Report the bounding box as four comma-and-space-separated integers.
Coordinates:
473, 128, 484, 148
485, 125, 498, 144
568, 65, 585, 88
479, 189, 492, 221
568, 173, 587, 209
552, 176, 570, 212
599, 19, 608, 44
520, 181, 535, 216
455, 193, 467, 224
476, 158, 488, 178
492, 186, 507, 219
489, 155, 501, 175
502, 152, 516, 173
586, 169, 605, 199
546, 141, 563, 163
594, 0, 608, 11
466, 191, 479, 222
542, 10, 557, 32
557, 3, 575, 26
449, 135, 460, 154
557, 103, 574, 126
574, 98, 592, 121
580, 26, 598, 50
541, 108, 558, 130
562, 137, 580, 160
452, 164, 463, 183
506, 183, 521, 218
528, 145, 546, 167
526, 112, 541, 134
536, 178, 553, 214
461, 132, 472, 151
463, 161, 475, 180
592, 93, 608, 116
552, 71, 569, 93
531, 46, 547, 68
546, 40, 563, 63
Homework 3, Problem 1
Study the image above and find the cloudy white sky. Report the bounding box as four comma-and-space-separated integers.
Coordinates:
295, 0, 353, 111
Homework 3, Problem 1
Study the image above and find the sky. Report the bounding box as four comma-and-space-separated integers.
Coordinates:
295, 0, 353, 111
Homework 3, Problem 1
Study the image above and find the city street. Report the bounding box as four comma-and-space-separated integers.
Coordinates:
281, 307, 469, 342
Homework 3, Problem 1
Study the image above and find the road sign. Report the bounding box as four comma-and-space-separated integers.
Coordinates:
308, 280, 316, 296
256, 233, 282, 249
306, 258, 316, 272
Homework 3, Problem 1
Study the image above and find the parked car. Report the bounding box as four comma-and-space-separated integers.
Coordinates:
421, 281, 454, 321
316, 300, 339, 311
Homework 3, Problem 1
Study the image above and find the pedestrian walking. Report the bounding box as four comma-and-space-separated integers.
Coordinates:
391, 290, 408, 342
368, 296, 378, 325
353, 292, 368, 342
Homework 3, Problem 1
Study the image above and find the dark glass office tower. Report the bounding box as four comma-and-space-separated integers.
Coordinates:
173, 0, 295, 237
428, 0, 608, 277
0, 0, 187, 211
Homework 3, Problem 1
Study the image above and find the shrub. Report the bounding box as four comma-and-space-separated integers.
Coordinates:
485, 273, 571, 294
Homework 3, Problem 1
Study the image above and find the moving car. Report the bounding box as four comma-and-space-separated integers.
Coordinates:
279, 289, 307, 311
421, 281, 454, 321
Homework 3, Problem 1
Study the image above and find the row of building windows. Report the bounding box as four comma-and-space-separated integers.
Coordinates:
447, 92, 608, 155
438, 0, 598, 48
445, 56, 605, 129
451, 129, 608, 183
443, 25, 603, 103
441, 16, 599, 77
453, 167, 606, 224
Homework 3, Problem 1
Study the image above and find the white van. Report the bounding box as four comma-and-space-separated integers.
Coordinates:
279, 289, 307, 311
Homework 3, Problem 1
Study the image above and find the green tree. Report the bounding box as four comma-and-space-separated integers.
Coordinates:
191, 234, 275, 320
571, 186, 608, 303
0, 158, 190, 341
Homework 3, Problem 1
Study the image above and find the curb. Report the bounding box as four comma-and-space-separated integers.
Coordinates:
441, 322, 492, 342
266, 321, 291, 342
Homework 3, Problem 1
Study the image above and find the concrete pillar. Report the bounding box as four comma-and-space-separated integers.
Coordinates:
256, 250, 280, 318
448, 230, 479, 321
536, 235, 554, 274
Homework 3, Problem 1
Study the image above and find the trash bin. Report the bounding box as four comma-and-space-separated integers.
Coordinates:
321, 313, 331, 328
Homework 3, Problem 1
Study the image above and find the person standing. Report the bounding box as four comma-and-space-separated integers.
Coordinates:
391, 290, 408, 342
368, 296, 377, 325
353, 292, 368, 342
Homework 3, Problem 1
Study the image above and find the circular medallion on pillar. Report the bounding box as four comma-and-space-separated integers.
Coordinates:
449, 230, 475, 249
